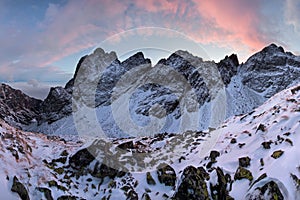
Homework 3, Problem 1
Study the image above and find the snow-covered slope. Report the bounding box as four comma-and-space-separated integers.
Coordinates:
65, 83, 300, 199
212, 83, 300, 199
0, 119, 81, 199
1, 83, 299, 199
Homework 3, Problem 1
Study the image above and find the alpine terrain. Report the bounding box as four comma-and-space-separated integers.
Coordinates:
0, 44, 299, 199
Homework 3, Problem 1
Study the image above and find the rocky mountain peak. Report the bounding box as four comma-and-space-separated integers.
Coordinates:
261, 43, 285, 54
217, 54, 239, 85
240, 43, 300, 98
65, 55, 88, 90
169, 50, 203, 63
65, 48, 118, 90
121, 52, 151, 70
1, 44, 300, 138
246, 43, 287, 64
0, 83, 41, 126
226, 54, 239, 66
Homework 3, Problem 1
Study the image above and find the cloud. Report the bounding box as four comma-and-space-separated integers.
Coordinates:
285, 0, 300, 33
27, 79, 39, 87
7, 81, 57, 100
0, 0, 295, 88
194, 0, 267, 50
0, 61, 72, 84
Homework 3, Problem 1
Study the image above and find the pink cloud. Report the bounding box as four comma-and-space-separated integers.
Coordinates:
0, 0, 287, 83
17, 0, 269, 67
194, 0, 266, 50
31, 0, 128, 66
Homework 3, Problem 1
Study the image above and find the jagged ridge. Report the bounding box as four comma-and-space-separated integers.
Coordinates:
1, 44, 300, 138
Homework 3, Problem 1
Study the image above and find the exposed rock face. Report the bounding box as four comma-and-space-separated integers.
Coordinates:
68, 148, 95, 169
11, 176, 30, 200
173, 166, 209, 200
217, 54, 239, 85
94, 51, 151, 107
38, 87, 72, 125
0, 84, 41, 127
210, 167, 233, 200
156, 163, 176, 186
246, 181, 285, 200
240, 43, 300, 98
1, 44, 300, 138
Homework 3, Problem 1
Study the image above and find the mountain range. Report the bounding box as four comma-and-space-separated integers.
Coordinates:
0, 43, 300, 199
1, 43, 300, 138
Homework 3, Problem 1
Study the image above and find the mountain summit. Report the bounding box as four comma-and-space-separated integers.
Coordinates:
1, 44, 300, 138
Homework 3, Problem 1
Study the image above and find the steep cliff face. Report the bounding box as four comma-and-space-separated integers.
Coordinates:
37, 87, 72, 125
240, 43, 300, 98
217, 53, 239, 85
0, 84, 41, 127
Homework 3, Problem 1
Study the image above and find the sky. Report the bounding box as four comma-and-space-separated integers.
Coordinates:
0, 0, 300, 99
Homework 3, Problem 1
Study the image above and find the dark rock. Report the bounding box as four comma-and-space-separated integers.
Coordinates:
207, 150, 220, 168
38, 86, 72, 125
117, 141, 134, 150
291, 85, 300, 95
92, 161, 126, 179
238, 143, 246, 148
173, 166, 209, 200
37, 187, 54, 200
256, 124, 267, 132
234, 167, 253, 181
260, 158, 264, 166
239, 156, 251, 167
60, 150, 69, 157
230, 138, 237, 144
57, 195, 78, 200
157, 163, 176, 187
146, 172, 156, 185
209, 150, 220, 162
271, 150, 284, 159
247, 181, 284, 200
217, 54, 239, 85
210, 167, 234, 200
11, 176, 30, 200
262, 141, 272, 149
142, 193, 151, 200
126, 189, 138, 200
0, 84, 41, 126
69, 148, 95, 169
240, 43, 300, 98
291, 173, 300, 188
